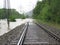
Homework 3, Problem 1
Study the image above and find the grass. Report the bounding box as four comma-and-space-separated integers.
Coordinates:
35, 19, 60, 29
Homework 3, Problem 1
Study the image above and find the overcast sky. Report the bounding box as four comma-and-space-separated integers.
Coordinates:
0, 0, 42, 13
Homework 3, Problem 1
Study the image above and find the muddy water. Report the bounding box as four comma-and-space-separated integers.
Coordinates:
0, 19, 8, 36
0, 19, 33, 36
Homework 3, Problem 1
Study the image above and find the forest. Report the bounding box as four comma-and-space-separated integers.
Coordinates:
32, 0, 60, 28
0, 9, 26, 21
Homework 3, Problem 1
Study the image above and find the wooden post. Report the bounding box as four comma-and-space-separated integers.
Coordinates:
4, 0, 10, 30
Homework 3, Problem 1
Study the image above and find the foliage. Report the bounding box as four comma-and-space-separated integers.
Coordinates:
0, 9, 26, 21
33, 0, 60, 24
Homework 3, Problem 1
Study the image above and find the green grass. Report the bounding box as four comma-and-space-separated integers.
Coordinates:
35, 19, 60, 29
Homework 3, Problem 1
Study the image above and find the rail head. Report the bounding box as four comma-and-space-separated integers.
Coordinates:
17, 22, 29, 45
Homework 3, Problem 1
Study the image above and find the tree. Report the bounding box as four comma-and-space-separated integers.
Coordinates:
33, 0, 60, 24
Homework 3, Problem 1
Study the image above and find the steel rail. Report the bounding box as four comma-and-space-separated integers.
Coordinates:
17, 22, 29, 45
35, 22, 60, 42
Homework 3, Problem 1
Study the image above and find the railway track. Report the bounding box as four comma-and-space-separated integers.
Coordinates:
17, 22, 60, 45
35, 23, 60, 42
10, 22, 29, 45
17, 22, 29, 45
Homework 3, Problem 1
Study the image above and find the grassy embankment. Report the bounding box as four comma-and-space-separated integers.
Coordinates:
36, 19, 60, 29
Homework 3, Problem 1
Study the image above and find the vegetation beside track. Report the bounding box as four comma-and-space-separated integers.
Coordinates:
32, 0, 60, 29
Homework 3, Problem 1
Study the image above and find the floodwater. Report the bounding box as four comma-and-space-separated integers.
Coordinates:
0, 18, 33, 36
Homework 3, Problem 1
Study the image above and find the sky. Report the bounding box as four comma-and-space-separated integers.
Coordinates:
0, 0, 42, 13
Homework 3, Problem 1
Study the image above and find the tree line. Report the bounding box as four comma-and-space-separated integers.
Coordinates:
33, 0, 60, 24
0, 9, 26, 21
